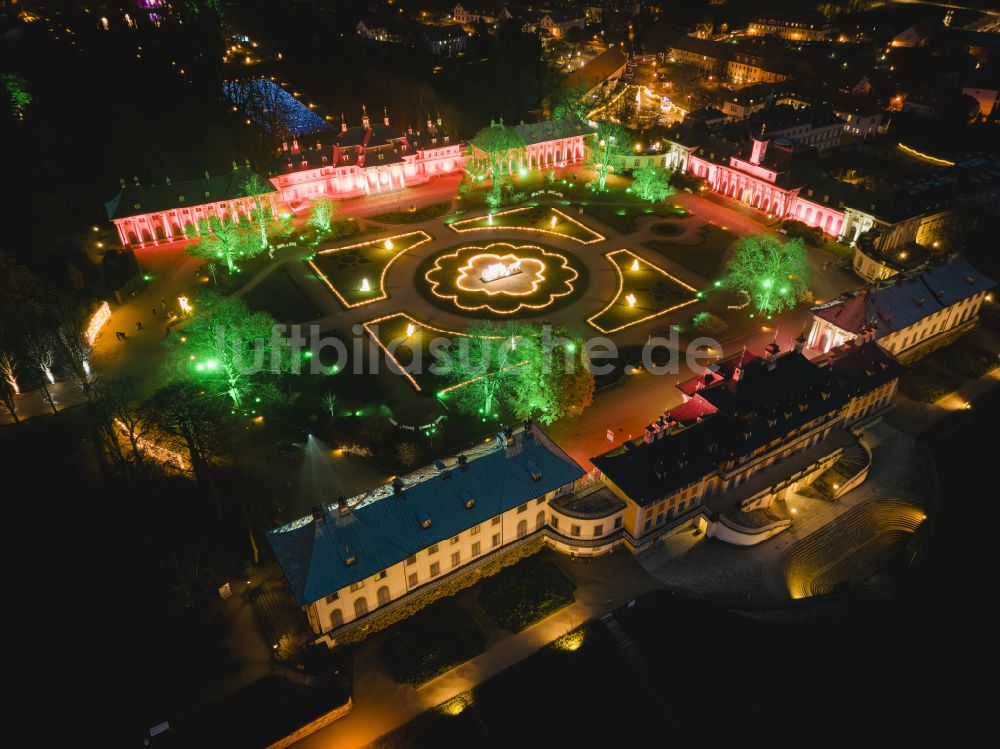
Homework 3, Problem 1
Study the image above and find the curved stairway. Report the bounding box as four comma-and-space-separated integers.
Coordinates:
809, 442, 871, 500
782, 497, 925, 599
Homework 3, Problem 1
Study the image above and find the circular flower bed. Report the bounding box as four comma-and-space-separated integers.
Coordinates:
422, 242, 585, 316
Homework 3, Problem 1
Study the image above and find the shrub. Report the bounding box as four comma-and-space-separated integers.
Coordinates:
380, 598, 486, 684
478, 556, 576, 631
396, 442, 421, 468
936, 343, 998, 378
692, 311, 729, 336
899, 367, 960, 403
781, 219, 824, 247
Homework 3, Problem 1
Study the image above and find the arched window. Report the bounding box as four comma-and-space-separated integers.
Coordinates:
516, 519, 528, 539
354, 597, 369, 618
330, 608, 344, 628
377, 586, 390, 607
535, 511, 545, 530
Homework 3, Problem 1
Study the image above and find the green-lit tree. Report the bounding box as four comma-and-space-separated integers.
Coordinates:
241, 173, 290, 257
525, 327, 594, 424
1, 73, 31, 120
467, 120, 527, 209
725, 235, 811, 315
440, 322, 594, 425
169, 291, 293, 407
185, 214, 258, 274
441, 320, 526, 420
588, 121, 631, 192
307, 198, 339, 235
631, 164, 674, 203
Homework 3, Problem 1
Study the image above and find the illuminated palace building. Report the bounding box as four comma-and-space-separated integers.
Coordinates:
266, 110, 464, 208
105, 167, 267, 248
269, 341, 904, 646
688, 132, 848, 237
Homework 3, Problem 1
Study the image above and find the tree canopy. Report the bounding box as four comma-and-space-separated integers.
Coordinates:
589, 121, 631, 192
185, 214, 259, 274
168, 291, 293, 407
467, 121, 527, 209
632, 164, 674, 203
440, 321, 594, 425
725, 235, 811, 315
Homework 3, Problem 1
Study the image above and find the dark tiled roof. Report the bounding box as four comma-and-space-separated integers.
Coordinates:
265, 120, 453, 177
268, 426, 584, 605
104, 167, 269, 220
592, 344, 896, 504
562, 46, 628, 93
812, 255, 996, 336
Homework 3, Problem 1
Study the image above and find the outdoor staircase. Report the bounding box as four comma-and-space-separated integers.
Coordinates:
601, 613, 650, 681
810, 443, 871, 500
249, 582, 309, 655
782, 498, 925, 599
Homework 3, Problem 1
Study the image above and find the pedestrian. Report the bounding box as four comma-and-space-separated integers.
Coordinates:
135, 321, 143, 332
152, 307, 157, 318
115, 331, 121, 341
161, 296, 167, 312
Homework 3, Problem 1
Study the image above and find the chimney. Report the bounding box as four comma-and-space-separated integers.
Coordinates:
362, 104, 370, 130
312, 505, 326, 524
337, 496, 349, 516
384, 106, 390, 126
457, 454, 469, 471
644, 425, 656, 444
793, 332, 806, 354
764, 342, 780, 370
392, 476, 405, 496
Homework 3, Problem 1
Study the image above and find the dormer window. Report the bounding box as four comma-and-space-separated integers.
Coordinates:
178, 195, 185, 203
417, 510, 432, 529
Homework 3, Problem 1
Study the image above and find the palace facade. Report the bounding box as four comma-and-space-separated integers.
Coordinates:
808, 255, 995, 361
269, 340, 905, 648
105, 167, 266, 248
592, 339, 903, 550
265, 111, 465, 209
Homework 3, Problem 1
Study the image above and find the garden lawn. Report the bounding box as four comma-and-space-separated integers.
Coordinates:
380, 598, 486, 685
362, 312, 454, 394
307, 230, 432, 308
367, 622, 641, 749
643, 224, 737, 282
587, 249, 699, 335
583, 200, 689, 234
449, 204, 604, 244
899, 364, 960, 403
477, 555, 576, 632
242, 264, 320, 323
370, 201, 451, 224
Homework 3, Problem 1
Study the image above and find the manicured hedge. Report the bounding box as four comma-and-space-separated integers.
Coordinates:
478, 555, 576, 632
899, 367, 960, 403
380, 598, 486, 685
935, 343, 999, 378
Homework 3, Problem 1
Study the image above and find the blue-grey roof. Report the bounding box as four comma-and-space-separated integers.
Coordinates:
813, 255, 995, 336
267, 426, 584, 606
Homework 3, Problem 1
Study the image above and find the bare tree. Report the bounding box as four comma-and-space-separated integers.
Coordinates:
23, 329, 58, 414
0, 347, 18, 424
54, 305, 94, 399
